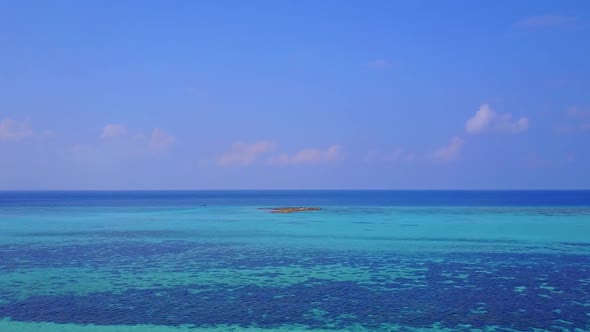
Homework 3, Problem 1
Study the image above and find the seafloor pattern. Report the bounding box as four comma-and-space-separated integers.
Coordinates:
1, 241, 590, 331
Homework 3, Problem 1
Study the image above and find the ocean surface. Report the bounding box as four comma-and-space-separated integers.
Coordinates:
1, 190, 590, 331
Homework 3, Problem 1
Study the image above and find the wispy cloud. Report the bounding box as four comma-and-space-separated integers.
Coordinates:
100, 124, 127, 139
365, 147, 415, 163
516, 15, 577, 28
565, 106, 590, 118
96, 123, 175, 152
149, 128, 175, 151
557, 106, 590, 133
555, 124, 590, 133
465, 104, 529, 135
366, 59, 392, 70
217, 141, 277, 167
0, 118, 33, 141
546, 79, 570, 88
70, 125, 176, 168
433, 136, 464, 163
267, 145, 344, 165
520, 153, 575, 169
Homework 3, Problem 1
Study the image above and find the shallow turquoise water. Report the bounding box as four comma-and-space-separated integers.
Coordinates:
1, 191, 590, 331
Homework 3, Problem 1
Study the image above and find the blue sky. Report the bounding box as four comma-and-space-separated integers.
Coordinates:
1, 1, 589, 189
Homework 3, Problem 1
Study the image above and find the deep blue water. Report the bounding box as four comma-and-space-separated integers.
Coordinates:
1, 190, 590, 207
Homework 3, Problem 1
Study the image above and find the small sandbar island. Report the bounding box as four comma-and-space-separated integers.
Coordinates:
264, 207, 322, 214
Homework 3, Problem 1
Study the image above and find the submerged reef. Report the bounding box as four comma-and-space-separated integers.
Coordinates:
265, 207, 322, 214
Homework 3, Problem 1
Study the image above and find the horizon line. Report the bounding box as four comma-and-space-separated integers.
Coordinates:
1, 189, 590, 192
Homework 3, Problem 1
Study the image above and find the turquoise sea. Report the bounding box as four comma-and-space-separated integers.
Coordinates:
1, 191, 590, 331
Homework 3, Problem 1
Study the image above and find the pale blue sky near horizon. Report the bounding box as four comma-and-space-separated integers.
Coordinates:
1, 1, 589, 190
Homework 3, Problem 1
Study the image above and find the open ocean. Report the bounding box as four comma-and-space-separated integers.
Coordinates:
1, 190, 590, 332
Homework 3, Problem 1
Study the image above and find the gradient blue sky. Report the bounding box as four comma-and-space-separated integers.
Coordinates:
1, 1, 589, 189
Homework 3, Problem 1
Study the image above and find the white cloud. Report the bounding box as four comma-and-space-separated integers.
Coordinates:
267, 145, 344, 165
149, 128, 175, 151
0, 118, 33, 141
101, 124, 127, 139
465, 105, 495, 134
217, 141, 277, 167
433, 136, 464, 162
494, 114, 530, 133
516, 15, 577, 28
465, 104, 529, 134
366, 59, 392, 70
